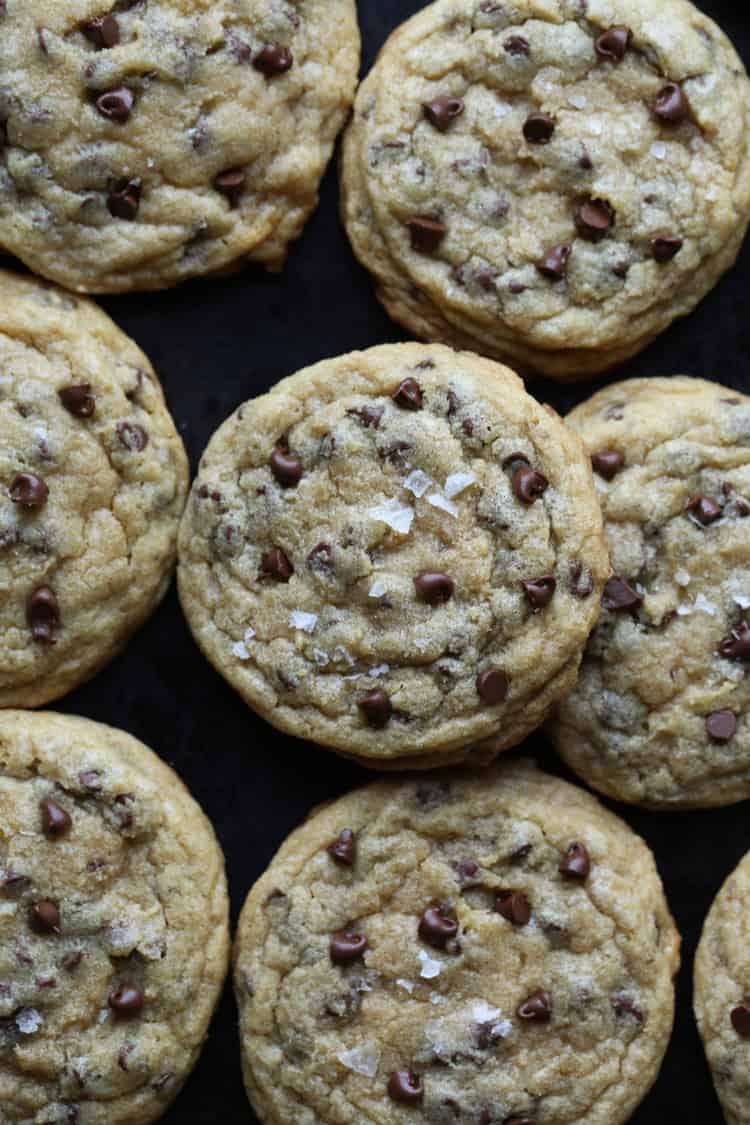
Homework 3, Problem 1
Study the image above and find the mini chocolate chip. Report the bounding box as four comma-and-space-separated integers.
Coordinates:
612, 260, 631, 279
116, 422, 148, 452
63, 951, 83, 972
575, 198, 614, 241
307, 542, 333, 576
522, 576, 556, 611
95, 86, 134, 122
348, 405, 383, 429
653, 82, 690, 125
270, 447, 303, 487
330, 931, 367, 964
591, 450, 624, 479
603, 576, 642, 611
559, 842, 591, 879
327, 829, 356, 866
414, 571, 454, 605
30, 900, 61, 934
213, 168, 246, 208
504, 35, 529, 56
259, 547, 294, 582
651, 235, 683, 262
107, 178, 141, 220
40, 798, 72, 838
407, 216, 447, 254
476, 668, 509, 705
611, 994, 644, 1022
512, 466, 549, 504
517, 990, 552, 1022
685, 494, 722, 526
595, 25, 631, 61
27, 587, 60, 645
388, 1070, 423, 1104
358, 689, 392, 729
253, 43, 293, 76
392, 378, 423, 410
109, 981, 144, 1016
456, 858, 479, 880
423, 96, 464, 131
706, 711, 738, 742
58, 384, 95, 418
81, 15, 119, 49
731, 1003, 750, 1037
523, 113, 555, 144
419, 904, 458, 948
720, 622, 750, 661
537, 244, 571, 280
10, 473, 49, 509
495, 891, 531, 927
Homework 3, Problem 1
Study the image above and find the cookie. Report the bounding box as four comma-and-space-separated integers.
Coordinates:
549, 376, 750, 809
0, 1, 360, 293
341, 0, 750, 381
234, 759, 680, 1125
695, 848, 750, 1125
0, 269, 188, 708
0, 710, 229, 1124
177, 342, 608, 769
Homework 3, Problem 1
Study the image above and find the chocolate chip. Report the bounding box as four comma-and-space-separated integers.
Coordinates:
706, 711, 738, 742
27, 587, 60, 645
388, 1070, 423, 1104
575, 198, 614, 241
423, 96, 464, 131
523, 113, 555, 144
591, 450, 624, 479
348, 405, 383, 429
307, 542, 333, 577
476, 668, 509, 705
270, 447, 303, 488
392, 378, 423, 410
107, 178, 141, 220
116, 422, 148, 452
685, 494, 722, 526
407, 216, 447, 254
603, 576, 642, 611
330, 931, 367, 964
731, 1003, 750, 1037
651, 235, 683, 262
522, 576, 556, 611
495, 891, 531, 927
40, 798, 72, 838
213, 169, 246, 208
456, 858, 479, 881
327, 829, 356, 867
419, 904, 458, 948
559, 842, 591, 879
10, 473, 49, 509
653, 82, 690, 125
414, 572, 454, 605
611, 994, 644, 1022
58, 384, 95, 418
63, 951, 83, 972
81, 15, 119, 49
358, 689, 392, 729
30, 900, 61, 934
259, 547, 294, 582
512, 466, 549, 504
253, 43, 293, 76
79, 770, 102, 791
537, 244, 571, 280
720, 622, 750, 661
612, 260, 630, 279
95, 86, 134, 123
504, 36, 529, 56
109, 981, 144, 1016
595, 26, 631, 61
517, 990, 552, 1022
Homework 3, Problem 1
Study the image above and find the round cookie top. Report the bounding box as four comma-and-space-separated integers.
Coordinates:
0, 269, 188, 709
550, 376, 750, 809
695, 849, 750, 1125
0, 0, 360, 293
235, 761, 680, 1125
177, 343, 608, 768
341, 0, 750, 380
0, 710, 229, 1125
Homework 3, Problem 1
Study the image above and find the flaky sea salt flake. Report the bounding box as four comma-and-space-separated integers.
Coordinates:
17, 1009, 42, 1034
404, 470, 433, 498
419, 950, 442, 979
369, 579, 388, 599
336, 1042, 380, 1079
694, 594, 717, 617
444, 471, 477, 498
289, 611, 318, 634
369, 498, 414, 535
427, 493, 459, 518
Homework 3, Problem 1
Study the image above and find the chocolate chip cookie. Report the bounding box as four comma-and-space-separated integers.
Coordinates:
177, 343, 608, 769
341, 0, 750, 381
234, 760, 680, 1124
0, 1, 360, 292
0, 270, 188, 708
549, 376, 750, 808
695, 848, 750, 1124
0, 710, 229, 1124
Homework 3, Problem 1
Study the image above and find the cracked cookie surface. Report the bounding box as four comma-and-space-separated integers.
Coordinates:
0, 0, 360, 293
177, 343, 608, 769
0, 710, 230, 1125
0, 269, 188, 709
341, 0, 750, 381
234, 760, 680, 1125
550, 376, 750, 809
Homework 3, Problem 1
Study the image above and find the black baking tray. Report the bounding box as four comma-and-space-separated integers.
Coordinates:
30, 1, 750, 1120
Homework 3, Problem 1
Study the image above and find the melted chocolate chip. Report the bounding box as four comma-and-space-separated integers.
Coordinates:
591, 450, 624, 479
456, 858, 479, 881
327, 829, 356, 866
595, 25, 631, 60
58, 384, 95, 418
414, 571, 454, 605
720, 622, 750, 661
9, 473, 49, 509
476, 668, 509, 705
109, 981, 144, 1016
523, 113, 555, 144
706, 711, 738, 743
95, 86, 134, 122
116, 422, 148, 452
40, 798, 72, 838
504, 36, 529, 56
537, 244, 571, 280
653, 82, 690, 125
407, 216, 447, 254
685, 494, 722, 526
81, 14, 119, 49
253, 43, 293, 76
388, 1070, 424, 1104
423, 96, 464, 131
259, 547, 294, 582
27, 587, 60, 645
107, 178, 141, 220
651, 235, 683, 262
419, 904, 458, 948
575, 198, 614, 241
330, 931, 367, 964
213, 169, 246, 208
348, 405, 383, 429
495, 891, 531, 927
391, 378, 423, 411
522, 576, 556, 611
358, 689, 392, 729
731, 1003, 750, 1037
517, 990, 552, 1022
512, 466, 549, 504
30, 900, 61, 934
602, 576, 642, 611
270, 447, 303, 487
559, 842, 591, 879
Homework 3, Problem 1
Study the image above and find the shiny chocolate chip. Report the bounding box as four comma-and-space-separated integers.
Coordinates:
30, 900, 61, 934
270, 447, 303, 487
523, 113, 555, 144
58, 384, 95, 418
653, 82, 690, 125
330, 931, 367, 964
27, 587, 60, 645
253, 43, 293, 76
522, 576, 556, 611
407, 216, 447, 254
423, 96, 464, 131
213, 169, 246, 208
591, 450, 624, 480
40, 798, 72, 839
495, 891, 531, 927
602, 576, 642, 611
9, 473, 49, 509
517, 990, 552, 1022
358, 689, 392, 729
388, 1070, 423, 1104
419, 904, 458, 948
259, 548, 294, 582
537, 244, 571, 280
575, 198, 614, 241
392, 378, 423, 410
595, 25, 631, 61
706, 711, 738, 743
559, 842, 591, 879
327, 829, 356, 866
476, 668, 509, 705
95, 86, 134, 122
109, 981, 144, 1016
512, 466, 549, 504
414, 571, 454, 605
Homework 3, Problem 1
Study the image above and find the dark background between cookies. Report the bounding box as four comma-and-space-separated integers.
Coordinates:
19, 1, 745, 1120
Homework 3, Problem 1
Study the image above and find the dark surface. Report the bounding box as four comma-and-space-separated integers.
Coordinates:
43, 1, 750, 1121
